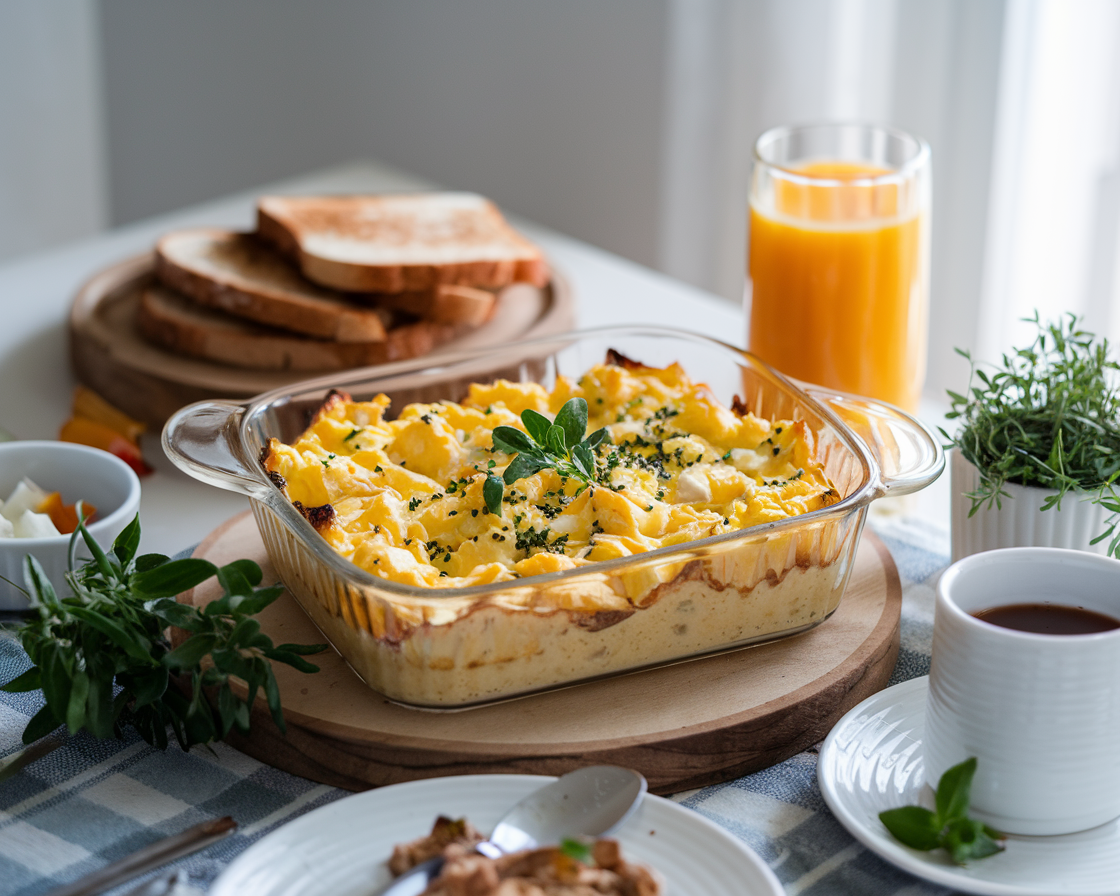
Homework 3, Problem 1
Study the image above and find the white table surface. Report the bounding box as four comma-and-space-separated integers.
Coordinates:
0, 157, 948, 558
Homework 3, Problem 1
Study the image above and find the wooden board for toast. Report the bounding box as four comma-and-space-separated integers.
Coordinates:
68, 253, 575, 427
183, 512, 902, 795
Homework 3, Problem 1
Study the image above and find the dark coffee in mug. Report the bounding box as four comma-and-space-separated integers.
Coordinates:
972, 602, 1120, 635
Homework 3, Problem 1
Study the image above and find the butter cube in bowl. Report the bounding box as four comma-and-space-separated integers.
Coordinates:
0, 441, 141, 611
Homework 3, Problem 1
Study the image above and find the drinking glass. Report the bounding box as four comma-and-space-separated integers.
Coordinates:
746, 124, 930, 412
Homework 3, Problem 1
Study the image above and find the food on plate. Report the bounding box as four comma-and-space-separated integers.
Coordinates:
262, 355, 839, 588
390, 817, 661, 895
373, 283, 497, 327
257, 193, 549, 293
60, 387, 152, 476
129, 193, 543, 376
155, 229, 391, 342
258, 351, 848, 704
389, 816, 485, 875
0, 477, 95, 538
138, 285, 470, 372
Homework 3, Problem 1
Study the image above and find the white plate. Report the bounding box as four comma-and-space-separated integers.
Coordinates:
818, 676, 1120, 896
210, 774, 783, 896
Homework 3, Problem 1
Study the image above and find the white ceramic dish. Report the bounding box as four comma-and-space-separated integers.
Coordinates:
210, 773, 783, 896
818, 676, 1120, 896
0, 441, 141, 611
951, 449, 1110, 562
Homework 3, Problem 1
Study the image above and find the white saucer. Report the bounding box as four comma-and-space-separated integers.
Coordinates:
210, 774, 783, 896
818, 676, 1120, 896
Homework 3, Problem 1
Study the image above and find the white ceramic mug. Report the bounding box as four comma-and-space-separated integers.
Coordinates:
925, 547, 1120, 835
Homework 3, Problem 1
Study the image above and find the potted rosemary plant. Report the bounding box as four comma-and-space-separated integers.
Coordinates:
944, 313, 1120, 562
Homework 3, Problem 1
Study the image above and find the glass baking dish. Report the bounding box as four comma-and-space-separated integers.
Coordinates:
163, 326, 942, 708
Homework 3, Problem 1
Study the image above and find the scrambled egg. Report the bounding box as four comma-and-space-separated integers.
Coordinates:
261, 357, 839, 588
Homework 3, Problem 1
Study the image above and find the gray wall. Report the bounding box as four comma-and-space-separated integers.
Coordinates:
99, 1, 670, 270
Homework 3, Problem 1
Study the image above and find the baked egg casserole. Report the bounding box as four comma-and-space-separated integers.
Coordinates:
261, 353, 840, 591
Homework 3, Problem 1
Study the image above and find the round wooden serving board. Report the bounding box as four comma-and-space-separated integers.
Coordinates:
184, 512, 901, 795
68, 253, 575, 427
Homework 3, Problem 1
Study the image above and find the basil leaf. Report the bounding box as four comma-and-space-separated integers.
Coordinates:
503, 453, 549, 485
546, 425, 567, 457
521, 409, 553, 446
583, 427, 610, 450
112, 514, 142, 567
263, 663, 285, 733
135, 553, 170, 572
1, 667, 42, 693
941, 817, 1004, 865
572, 443, 595, 479
274, 642, 329, 655
554, 398, 588, 451
878, 806, 942, 851
484, 475, 504, 514
132, 559, 219, 598
77, 520, 117, 582
163, 633, 219, 670
218, 686, 240, 738
936, 757, 977, 823
23, 555, 58, 609
227, 585, 284, 618
491, 426, 536, 455
21, 705, 61, 745
145, 598, 205, 631
223, 558, 264, 588
217, 564, 255, 599
265, 649, 322, 674
66, 672, 90, 734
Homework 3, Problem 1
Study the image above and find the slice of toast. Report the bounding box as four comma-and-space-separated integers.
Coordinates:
369, 284, 497, 327
137, 285, 465, 372
256, 193, 549, 293
155, 229, 389, 343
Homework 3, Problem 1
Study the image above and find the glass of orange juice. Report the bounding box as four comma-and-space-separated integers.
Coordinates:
747, 124, 931, 412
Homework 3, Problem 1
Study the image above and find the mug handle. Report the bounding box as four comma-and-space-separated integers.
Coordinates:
803, 387, 945, 498
161, 400, 272, 501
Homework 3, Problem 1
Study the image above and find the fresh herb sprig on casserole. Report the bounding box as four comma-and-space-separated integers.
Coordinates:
485, 398, 609, 513
943, 313, 1120, 555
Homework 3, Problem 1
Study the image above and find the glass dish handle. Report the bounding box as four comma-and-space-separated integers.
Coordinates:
804, 388, 945, 498
161, 400, 272, 500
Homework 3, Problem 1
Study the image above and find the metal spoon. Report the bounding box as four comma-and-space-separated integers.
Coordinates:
377, 766, 647, 896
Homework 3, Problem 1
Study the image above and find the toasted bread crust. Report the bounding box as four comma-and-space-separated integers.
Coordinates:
137, 286, 467, 372
156, 229, 389, 343
369, 284, 497, 327
256, 194, 549, 293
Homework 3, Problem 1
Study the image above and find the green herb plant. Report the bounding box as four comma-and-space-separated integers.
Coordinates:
484, 398, 610, 514
944, 312, 1120, 556
879, 758, 1004, 864
1, 513, 327, 750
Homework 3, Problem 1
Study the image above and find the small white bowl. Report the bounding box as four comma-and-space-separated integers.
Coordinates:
0, 441, 142, 611
950, 449, 1110, 562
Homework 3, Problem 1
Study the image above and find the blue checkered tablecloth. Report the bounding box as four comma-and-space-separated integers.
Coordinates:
0, 517, 954, 896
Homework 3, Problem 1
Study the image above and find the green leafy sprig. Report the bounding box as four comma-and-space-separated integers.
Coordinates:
879, 758, 1004, 864
943, 312, 1120, 556
484, 398, 610, 514
559, 837, 594, 865
1, 515, 327, 751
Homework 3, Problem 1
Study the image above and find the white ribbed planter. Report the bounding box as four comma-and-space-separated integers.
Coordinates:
950, 449, 1112, 562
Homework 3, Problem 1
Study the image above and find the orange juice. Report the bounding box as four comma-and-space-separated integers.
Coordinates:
748, 160, 928, 411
